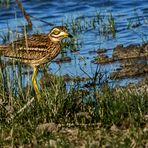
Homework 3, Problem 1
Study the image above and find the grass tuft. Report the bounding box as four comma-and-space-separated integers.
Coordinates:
0, 71, 147, 147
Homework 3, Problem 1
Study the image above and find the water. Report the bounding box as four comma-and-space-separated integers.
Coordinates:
0, 0, 148, 86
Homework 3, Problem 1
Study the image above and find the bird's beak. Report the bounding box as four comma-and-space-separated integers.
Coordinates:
63, 32, 73, 38
68, 34, 73, 38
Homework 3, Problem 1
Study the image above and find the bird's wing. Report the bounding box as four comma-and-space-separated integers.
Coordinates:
12, 34, 49, 48
0, 34, 50, 60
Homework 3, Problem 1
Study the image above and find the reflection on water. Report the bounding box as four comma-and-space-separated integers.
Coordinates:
0, 0, 148, 86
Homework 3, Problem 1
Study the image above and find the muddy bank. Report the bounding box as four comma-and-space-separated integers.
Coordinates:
93, 44, 148, 64
113, 44, 148, 60
93, 43, 148, 79
114, 77, 148, 95
110, 62, 148, 79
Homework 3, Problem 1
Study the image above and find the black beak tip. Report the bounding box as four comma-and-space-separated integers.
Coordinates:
68, 34, 73, 38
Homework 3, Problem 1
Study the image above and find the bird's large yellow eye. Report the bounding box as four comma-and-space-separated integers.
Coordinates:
53, 28, 60, 35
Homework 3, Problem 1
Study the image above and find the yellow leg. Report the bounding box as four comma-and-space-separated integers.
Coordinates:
32, 66, 41, 98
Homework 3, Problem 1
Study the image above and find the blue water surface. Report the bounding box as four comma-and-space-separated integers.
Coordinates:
0, 0, 148, 86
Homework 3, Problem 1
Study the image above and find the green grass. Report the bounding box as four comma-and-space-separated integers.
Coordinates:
0, 0, 10, 7
63, 11, 117, 39
0, 70, 147, 147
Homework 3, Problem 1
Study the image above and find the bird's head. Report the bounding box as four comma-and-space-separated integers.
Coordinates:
48, 26, 73, 42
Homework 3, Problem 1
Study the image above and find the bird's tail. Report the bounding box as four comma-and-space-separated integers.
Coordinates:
0, 45, 7, 48
0, 45, 9, 55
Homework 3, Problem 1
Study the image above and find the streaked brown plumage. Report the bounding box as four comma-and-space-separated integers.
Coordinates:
0, 26, 72, 97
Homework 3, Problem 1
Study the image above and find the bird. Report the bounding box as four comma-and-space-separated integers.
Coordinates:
0, 26, 73, 98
